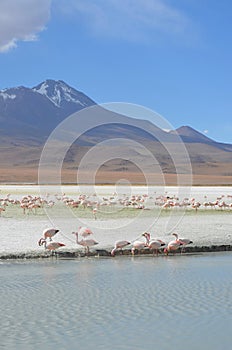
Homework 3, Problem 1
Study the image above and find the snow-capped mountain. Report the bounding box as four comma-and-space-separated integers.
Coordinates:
0, 90, 17, 100
0, 80, 96, 136
0, 79, 231, 150
0, 79, 232, 183
33, 79, 95, 109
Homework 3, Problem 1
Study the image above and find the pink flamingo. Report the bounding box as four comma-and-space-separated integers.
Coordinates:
20, 202, 28, 214
93, 208, 98, 220
164, 235, 183, 255
72, 232, 98, 254
143, 232, 165, 256
172, 233, 193, 253
131, 234, 148, 255
111, 240, 131, 256
38, 228, 59, 246
39, 239, 65, 255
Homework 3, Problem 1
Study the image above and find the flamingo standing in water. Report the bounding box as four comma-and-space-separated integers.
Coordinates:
172, 233, 193, 253
38, 228, 59, 246
164, 241, 182, 255
39, 239, 65, 255
72, 232, 98, 254
111, 240, 131, 256
131, 234, 148, 255
164, 233, 184, 255
143, 232, 165, 256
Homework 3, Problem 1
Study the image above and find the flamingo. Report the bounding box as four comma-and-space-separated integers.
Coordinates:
78, 226, 94, 238
111, 240, 131, 256
93, 208, 98, 220
148, 240, 166, 256
164, 233, 184, 255
142, 232, 165, 256
38, 228, 59, 246
172, 233, 193, 253
20, 202, 28, 214
131, 234, 148, 255
39, 239, 65, 255
72, 232, 98, 254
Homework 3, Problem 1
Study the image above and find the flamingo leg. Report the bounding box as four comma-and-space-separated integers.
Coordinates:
181, 246, 186, 254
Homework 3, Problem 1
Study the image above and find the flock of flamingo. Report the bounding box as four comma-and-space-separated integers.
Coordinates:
1, 191, 232, 217
37, 226, 193, 257
1, 190, 231, 257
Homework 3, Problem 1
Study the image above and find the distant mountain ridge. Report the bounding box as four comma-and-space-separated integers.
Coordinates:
0, 79, 232, 184
172, 125, 232, 152
0, 79, 228, 146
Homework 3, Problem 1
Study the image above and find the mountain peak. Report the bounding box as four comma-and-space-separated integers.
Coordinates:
32, 79, 95, 108
0, 79, 96, 137
171, 125, 214, 144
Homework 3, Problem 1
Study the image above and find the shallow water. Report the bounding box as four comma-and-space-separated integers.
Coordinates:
1, 253, 232, 350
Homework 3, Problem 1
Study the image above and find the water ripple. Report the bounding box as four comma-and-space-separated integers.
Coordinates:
0, 254, 232, 349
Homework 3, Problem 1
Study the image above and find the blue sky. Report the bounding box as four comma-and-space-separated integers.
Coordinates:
0, 0, 231, 143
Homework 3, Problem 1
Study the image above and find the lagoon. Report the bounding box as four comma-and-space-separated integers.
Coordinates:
1, 254, 232, 350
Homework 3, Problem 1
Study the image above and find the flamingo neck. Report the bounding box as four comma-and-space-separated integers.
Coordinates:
42, 239, 47, 249
75, 233, 81, 244
144, 233, 150, 244
173, 233, 178, 240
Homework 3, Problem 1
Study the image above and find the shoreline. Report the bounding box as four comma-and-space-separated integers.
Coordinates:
1, 244, 232, 260
1, 183, 232, 187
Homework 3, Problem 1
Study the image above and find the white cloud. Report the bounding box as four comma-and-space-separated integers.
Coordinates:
56, 0, 193, 42
203, 129, 209, 134
0, 0, 51, 53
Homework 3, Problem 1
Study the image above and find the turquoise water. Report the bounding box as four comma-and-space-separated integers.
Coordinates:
1, 253, 232, 350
